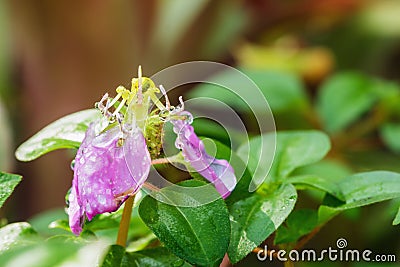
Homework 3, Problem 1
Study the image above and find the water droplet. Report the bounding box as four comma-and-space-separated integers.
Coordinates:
185, 113, 193, 124
70, 160, 75, 170
98, 195, 106, 205
65, 188, 72, 207
88, 155, 96, 162
79, 157, 85, 164
172, 259, 185, 267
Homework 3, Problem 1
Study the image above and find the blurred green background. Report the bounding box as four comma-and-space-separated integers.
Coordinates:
1, 0, 400, 266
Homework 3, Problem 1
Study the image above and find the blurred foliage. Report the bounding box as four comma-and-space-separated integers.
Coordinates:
0, 1, 12, 172
0, 102, 12, 171
1, 0, 400, 266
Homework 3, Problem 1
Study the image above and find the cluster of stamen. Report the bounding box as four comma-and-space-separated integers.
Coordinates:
94, 67, 189, 157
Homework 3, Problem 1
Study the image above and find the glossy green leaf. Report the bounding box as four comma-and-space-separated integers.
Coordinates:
101, 245, 125, 267
188, 69, 308, 113
380, 123, 400, 153
393, 206, 400, 225
15, 109, 101, 161
237, 131, 330, 184
274, 209, 318, 245
287, 175, 344, 201
123, 247, 191, 267
292, 160, 352, 202
0, 172, 22, 209
319, 171, 400, 224
139, 180, 230, 267
317, 72, 378, 133
333, 171, 400, 209
227, 183, 297, 263
101, 245, 191, 267
0, 222, 38, 253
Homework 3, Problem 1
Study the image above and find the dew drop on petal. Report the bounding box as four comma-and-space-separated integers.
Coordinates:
70, 160, 75, 170
98, 195, 106, 205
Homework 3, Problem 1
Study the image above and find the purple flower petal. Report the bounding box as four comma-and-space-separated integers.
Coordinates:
171, 113, 237, 198
68, 123, 151, 235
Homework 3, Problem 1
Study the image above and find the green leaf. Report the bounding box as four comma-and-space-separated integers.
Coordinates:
0, 172, 22, 209
292, 160, 352, 202
380, 123, 400, 153
227, 183, 297, 263
101, 245, 125, 267
317, 72, 378, 133
29, 209, 69, 236
138, 180, 231, 267
293, 159, 352, 183
0, 238, 108, 267
188, 69, 308, 114
330, 171, 400, 210
393, 206, 400, 225
48, 219, 71, 232
124, 247, 191, 267
101, 245, 191, 267
274, 209, 318, 244
0, 222, 38, 253
237, 131, 331, 184
287, 175, 344, 201
15, 109, 101, 161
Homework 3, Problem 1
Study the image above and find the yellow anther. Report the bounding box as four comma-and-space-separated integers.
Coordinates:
131, 77, 157, 93
121, 89, 131, 101
131, 78, 138, 94
116, 85, 126, 94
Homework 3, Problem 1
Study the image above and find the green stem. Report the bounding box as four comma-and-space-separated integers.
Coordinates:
151, 154, 182, 165
116, 195, 135, 247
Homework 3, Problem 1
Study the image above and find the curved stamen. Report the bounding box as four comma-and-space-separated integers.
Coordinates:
109, 86, 125, 107
112, 98, 127, 117
97, 93, 113, 118
159, 85, 171, 110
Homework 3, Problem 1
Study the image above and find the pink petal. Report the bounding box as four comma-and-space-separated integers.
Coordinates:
68, 123, 151, 235
171, 114, 237, 198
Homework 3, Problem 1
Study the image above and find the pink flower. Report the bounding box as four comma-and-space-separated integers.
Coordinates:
68, 123, 151, 235
67, 75, 237, 235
